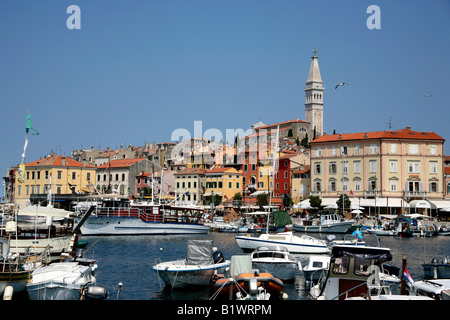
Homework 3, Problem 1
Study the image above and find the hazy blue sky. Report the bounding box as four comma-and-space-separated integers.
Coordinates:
1, 1, 449, 198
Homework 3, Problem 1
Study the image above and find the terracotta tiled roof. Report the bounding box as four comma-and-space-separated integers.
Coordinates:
444, 167, 450, 175
97, 158, 146, 169
174, 168, 207, 175
311, 128, 444, 143
206, 167, 242, 175
256, 119, 308, 130
25, 155, 94, 168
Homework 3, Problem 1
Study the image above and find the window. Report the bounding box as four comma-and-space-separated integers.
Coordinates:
284, 171, 288, 178
244, 164, 248, 171
37, 171, 40, 179
355, 145, 360, 155
314, 181, 321, 192
236, 182, 240, 189
409, 144, 419, 154
342, 161, 348, 174
194, 181, 197, 188
369, 144, 378, 154
284, 183, 288, 190
430, 145, 437, 155
390, 144, 397, 154
369, 180, 376, 191
45, 171, 49, 179
331, 147, 336, 156
390, 180, 398, 191
342, 180, 348, 192
341, 146, 348, 155
58, 171, 62, 179
329, 162, 337, 174
430, 162, 437, 174
228, 182, 232, 188
354, 180, 361, 191
354, 161, 361, 174
87, 173, 91, 181
329, 181, 336, 192
314, 163, 322, 174
370, 160, 377, 173
430, 182, 438, 193
276, 183, 279, 190
332, 257, 349, 275
315, 147, 322, 157
408, 161, 420, 173
390, 161, 397, 173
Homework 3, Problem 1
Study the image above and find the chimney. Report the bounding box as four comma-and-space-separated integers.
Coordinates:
406, 126, 412, 130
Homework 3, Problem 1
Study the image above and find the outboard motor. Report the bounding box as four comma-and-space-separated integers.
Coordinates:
82, 286, 109, 300
213, 251, 225, 264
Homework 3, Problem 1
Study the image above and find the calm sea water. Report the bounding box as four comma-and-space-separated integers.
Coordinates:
80, 232, 450, 300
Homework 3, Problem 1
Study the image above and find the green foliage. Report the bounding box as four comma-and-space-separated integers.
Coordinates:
309, 195, 322, 209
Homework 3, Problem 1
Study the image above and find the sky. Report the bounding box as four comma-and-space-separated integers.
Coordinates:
1, 0, 449, 199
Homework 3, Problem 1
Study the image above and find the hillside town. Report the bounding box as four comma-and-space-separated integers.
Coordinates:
3, 51, 450, 222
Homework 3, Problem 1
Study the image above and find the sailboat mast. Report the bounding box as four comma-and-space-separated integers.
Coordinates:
266, 125, 279, 234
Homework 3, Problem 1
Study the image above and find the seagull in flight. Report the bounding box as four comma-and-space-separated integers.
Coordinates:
424, 94, 431, 97
335, 82, 349, 89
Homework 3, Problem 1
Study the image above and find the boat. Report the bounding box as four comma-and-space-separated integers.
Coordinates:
423, 256, 450, 279
76, 195, 210, 235
250, 246, 301, 281
365, 227, 397, 236
0, 237, 50, 299
293, 212, 355, 234
327, 230, 367, 247
303, 255, 330, 282
1, 206, 94, 259
26, 259, 101, 300
236, 231, 330, 254
152, 240, 230, 288
408, 279, 450, 300
309, 244, 429, 300
210, 255, 287, 300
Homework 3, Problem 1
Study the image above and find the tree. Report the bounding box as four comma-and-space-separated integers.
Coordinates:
309, 195, 322, 209
233, 192, 242, 201
336, 194, 351, 211
287, 128, 293, 137
301, 133, 309, 149
256, 193, 268, 207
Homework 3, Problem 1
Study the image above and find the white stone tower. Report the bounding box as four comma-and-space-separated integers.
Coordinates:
304, 49, 324, 138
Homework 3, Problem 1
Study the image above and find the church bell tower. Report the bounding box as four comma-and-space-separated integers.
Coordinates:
304, 49, 324, 138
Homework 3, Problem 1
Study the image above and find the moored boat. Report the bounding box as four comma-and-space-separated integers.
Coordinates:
423, 256, 450, 279
293, 212, 354, 234
210, 255, 286, 300
250, 246, 301, 281
152, 240, 230, 288
76, 196, 209, 235
236, 231, 330, 254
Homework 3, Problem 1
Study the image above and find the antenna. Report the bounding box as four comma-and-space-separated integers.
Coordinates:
386, 117, 392, 130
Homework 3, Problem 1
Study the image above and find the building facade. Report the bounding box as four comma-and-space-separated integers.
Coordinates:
174, 168, 206, 205
309, 127, 445, 214
14, 155, 96, 207
204, 167, 243, 201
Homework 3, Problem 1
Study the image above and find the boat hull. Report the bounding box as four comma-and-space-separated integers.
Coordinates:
27, 281, 84, 300
423, 264, 450, 279
7, 236, 72, 256
236, 233, 330, 254
0, 271, 30, 296
292, 222, 353, 233
252, 261, 299, 281
79, 216, 210, 235
152, 261, 230, 288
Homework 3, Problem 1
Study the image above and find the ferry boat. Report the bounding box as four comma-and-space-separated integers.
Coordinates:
75, 196, 209, 236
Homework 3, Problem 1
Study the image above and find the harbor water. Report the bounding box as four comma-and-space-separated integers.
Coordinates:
76, 231, 450, 300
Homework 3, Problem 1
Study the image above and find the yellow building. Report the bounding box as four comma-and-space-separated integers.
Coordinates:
15, 155, 96, 207
204, 167, 243, 201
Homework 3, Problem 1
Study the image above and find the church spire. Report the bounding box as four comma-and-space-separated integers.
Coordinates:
304, 49, 324, 137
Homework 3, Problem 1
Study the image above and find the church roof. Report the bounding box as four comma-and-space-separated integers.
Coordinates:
306, 54, 323, 84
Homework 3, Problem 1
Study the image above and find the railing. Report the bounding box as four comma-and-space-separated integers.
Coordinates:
91, 206, 205, 225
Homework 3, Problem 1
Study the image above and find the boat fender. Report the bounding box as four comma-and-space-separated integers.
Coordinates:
213, 251, 225, 264
3, 286, 13, 300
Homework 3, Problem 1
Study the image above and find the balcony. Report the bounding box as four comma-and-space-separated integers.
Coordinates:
404, 191, 428, 199
364, 190, 378, 198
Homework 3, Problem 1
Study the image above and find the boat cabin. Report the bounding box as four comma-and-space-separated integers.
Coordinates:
313, 245, 393, 300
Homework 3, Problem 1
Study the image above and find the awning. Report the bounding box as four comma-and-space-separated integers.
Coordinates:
429, 200, 450, 209
408, 200, 434, 209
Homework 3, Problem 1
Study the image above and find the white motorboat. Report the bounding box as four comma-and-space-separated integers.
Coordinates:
309, 244, 431, 300
236, 232, 330, 254
26, 260, 99, 300
365, 227, 397, 236
293, 213, 355, 234
408, 279, 450, 300
303, 255, 330, 282
152, 240, 230, 288
250, 246, 301, 281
